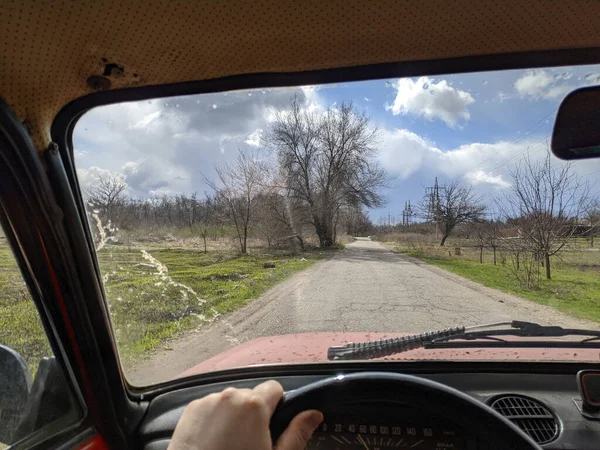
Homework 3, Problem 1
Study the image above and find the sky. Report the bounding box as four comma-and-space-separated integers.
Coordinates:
74, 65, 600, 224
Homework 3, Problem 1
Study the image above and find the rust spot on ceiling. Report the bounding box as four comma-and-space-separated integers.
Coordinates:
102, 62, 124, 77
86, 75, 112, 91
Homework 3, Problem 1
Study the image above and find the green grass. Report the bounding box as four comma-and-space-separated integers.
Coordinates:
0, 240, 326, 371
98, 246, 325, 363
385, 240, 600, 324
0, 241, 51, 374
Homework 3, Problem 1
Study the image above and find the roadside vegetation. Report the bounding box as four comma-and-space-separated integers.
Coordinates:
0, 240, 51, 374
373, 151, 600, 324
98, 243, 326, 363
378, 234, 600, 323
1, 97, 384, 374
0, 236, 327, 370
5, 92, 599, 377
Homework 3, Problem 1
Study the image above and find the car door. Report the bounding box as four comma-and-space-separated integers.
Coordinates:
0, 99, 145, 449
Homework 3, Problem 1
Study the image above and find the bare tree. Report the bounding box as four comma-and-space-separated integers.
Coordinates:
174, 192, 200, 228
484, 221, 502, 265
205, 150, 264, 254
198, 226, 210, 253
419, 179, 486, 246
85, 174, 128, 221
500, 151, 590, 280
253, 194, 282, 248
261, 184, 310, 250
473, 222, 487, 263
458, 221, 479, 239
505, 238, 541, 289
266, 98, 388, 248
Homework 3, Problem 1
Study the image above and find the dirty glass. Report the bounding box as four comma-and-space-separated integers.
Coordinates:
72, 65, 600, 386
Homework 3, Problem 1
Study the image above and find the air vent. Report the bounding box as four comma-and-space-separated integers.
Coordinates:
490, 395, 559, 444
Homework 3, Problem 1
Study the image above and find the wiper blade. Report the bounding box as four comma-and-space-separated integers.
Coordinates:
425, 320, 600, 350
327, 321, 600, 361
327, 322, 506, 360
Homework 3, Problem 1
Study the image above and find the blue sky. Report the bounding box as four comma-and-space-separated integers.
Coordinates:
74, 65, 600, 224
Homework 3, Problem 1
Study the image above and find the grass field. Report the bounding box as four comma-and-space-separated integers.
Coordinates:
0, 241, 51, 374
0, 239, 326, 372
382, 236, 600, 324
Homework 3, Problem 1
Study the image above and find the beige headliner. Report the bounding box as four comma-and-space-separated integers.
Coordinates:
2, 0, 600, 150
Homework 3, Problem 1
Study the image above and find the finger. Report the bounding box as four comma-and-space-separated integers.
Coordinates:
252, 380, 284, 413
274, 410, 323, 450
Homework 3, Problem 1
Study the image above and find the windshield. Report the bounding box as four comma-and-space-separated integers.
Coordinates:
72, 65, 600, 386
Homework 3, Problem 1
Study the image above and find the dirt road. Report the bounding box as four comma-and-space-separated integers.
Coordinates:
129, 238, 598, 384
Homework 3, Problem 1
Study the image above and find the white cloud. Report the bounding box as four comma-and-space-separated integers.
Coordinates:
497, 91, 511, 103
379, 129, 441, 179
514, 69, 578, 100
76, 161, 190, 199
378, 128, 551, 190
514, 70, 553, 98
74, 87, 318, 198
545, 85, 574, 99
465, 170, 510, 188
121, 158, 190, 197
122, 161, 140, 175
128, 110, 161, 130
386, 77, 475, 127
148, 187, 174, 197
245, 129, 263, 147
76, 166, 122, 190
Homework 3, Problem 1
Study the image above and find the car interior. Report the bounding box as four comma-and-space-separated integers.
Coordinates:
3, 1, 600, 449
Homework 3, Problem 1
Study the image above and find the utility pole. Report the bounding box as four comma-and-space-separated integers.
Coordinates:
425, 177, 442, 240
402, 200, 414, 226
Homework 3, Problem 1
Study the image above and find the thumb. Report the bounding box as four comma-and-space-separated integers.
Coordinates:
274, 410, 323, 450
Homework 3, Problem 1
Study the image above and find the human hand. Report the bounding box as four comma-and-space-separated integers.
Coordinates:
168, 380, 323, 450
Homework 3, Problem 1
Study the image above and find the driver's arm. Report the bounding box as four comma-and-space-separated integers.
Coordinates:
168, 380, 323, 450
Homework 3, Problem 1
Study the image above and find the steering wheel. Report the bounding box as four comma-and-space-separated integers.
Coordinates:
270, 372, 541, 449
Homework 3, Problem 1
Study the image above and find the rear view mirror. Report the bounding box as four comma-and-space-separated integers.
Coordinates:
552, 86, 600, 160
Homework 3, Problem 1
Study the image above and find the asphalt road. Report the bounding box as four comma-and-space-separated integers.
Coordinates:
129, 238, 598, 384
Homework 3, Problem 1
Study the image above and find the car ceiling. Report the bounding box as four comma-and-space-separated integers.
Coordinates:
2, 0, 600, 151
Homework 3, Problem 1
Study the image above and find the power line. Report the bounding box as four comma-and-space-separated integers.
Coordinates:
464, 109, 556, 185
581, 166, 600, 178
469, 133, 550, 183
467, 110, 556, 174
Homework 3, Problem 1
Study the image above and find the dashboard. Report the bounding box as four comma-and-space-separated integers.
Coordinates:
136, 367, 600, 450
308, 406, 464, 449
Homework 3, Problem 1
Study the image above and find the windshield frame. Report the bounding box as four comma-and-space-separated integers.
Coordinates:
50, 48, 600, 398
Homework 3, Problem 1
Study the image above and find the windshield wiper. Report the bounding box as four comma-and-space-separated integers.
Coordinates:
327, 321, 600, 361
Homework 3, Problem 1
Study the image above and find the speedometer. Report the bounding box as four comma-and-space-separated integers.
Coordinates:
306, 411, 465, 449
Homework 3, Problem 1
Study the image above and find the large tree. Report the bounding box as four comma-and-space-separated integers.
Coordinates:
419, 179, 486, 246
266, 98, 387, 247
256, 188, 310, 250
500, 151, 590, 280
